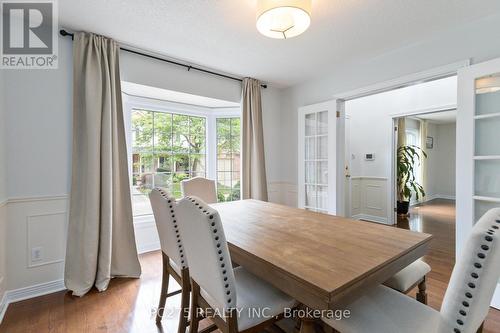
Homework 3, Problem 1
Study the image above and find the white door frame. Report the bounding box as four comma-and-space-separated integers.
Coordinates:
333, 60, 469, 224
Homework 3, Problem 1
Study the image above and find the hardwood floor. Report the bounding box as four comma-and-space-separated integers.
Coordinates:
1, 198, 499, 332
397, 199, 500, 332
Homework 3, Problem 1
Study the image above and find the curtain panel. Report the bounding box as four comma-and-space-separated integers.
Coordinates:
65, 32, 141, 296
241, 78, 268, 201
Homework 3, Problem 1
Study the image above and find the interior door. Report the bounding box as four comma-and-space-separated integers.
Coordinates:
298, 100, 342, 215
457, 57, 500, 309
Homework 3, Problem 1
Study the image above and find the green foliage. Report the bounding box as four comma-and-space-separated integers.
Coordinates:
217, 118, 241, 155
217, 181, 241, 202
132, 110, 206, 171
132, 110, 241, 202
397, 145, 427, 202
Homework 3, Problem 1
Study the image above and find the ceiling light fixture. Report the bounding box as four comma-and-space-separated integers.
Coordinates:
256, 0, 312, 39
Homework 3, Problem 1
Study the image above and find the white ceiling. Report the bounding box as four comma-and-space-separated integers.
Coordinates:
417, 110, 457, 124
121, 81, 240, 108
60, 0, 500, 87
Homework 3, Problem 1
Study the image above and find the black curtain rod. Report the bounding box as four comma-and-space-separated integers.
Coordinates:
60, 30, 267, 89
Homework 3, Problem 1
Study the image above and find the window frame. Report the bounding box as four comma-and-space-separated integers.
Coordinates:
123, 94, 241, 220
216, 117, 242, 202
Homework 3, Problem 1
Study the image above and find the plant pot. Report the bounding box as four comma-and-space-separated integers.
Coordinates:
397, 201, 410, 215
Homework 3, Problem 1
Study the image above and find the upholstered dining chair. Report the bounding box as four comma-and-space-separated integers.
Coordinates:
181, 177, 217, 204
149, 188, 190, 331
323, 208, 500, 333
384, 258, 431, 304
176, 196, 297, 333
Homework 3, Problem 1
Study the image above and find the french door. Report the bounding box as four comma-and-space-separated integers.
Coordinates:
298, 100, 343, 215
457, 57, 500, 308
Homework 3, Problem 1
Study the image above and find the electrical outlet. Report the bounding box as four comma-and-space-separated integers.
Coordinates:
31, 247, 43, 262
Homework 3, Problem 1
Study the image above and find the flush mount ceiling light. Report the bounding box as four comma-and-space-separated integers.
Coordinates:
256, 0, 312, 39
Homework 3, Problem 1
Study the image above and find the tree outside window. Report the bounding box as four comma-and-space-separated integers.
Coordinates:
216, 118, 241, 202
131, 109, 206, 215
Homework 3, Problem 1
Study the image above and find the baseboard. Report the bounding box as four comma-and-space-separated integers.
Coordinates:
411, 194, 456, 206
0, 291, 7, 325
434, 194, 456, 201
0, 279, 66, 324
351, 214, 388, 225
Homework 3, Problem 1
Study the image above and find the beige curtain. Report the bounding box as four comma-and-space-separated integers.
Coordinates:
241, 78, 268, 201
419, 119, 428, 199
397, 118, 406, 148
65, 32, 141, 296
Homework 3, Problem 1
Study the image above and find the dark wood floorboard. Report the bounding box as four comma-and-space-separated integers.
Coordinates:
1, 198, 499, 332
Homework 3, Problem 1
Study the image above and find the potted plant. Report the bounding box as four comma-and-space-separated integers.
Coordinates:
397, 145, 427, 215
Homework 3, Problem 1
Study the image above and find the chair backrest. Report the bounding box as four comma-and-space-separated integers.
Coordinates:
180, 177, 217, 204
149, 188, 187, 270
176, 196, 237, 310
441, 208, 500, 333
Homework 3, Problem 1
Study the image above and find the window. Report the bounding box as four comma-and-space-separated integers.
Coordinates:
405, 127, 422, 186
126, 96, 241, 218
131, 109, 207, 216
216, 118, 241, 202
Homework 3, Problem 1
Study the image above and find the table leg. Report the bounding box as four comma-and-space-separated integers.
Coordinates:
298, 305, 324, 333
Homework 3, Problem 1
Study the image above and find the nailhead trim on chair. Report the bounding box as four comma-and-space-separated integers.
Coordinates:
186, 196, 234, 306
453, 219, 499, 333
156, 188, 187, 269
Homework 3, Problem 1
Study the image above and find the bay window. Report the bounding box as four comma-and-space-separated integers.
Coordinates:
125, 95, 240, 218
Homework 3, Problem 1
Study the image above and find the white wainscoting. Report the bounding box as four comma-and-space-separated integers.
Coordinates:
1, 196, 68, 323
134, 215, 160, 254
268, 181, 298, 207
6, 196, 68, 291
350, 177, 389, 224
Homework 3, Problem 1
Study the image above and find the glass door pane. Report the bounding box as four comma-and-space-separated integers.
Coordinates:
475, 160, 500, 198
475, 117, 500, 156
303, 110, 328, 212
305, 113, 316, 136
473, 73, 500, 220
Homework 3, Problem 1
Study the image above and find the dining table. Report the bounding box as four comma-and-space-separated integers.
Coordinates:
210, 199, 433, 333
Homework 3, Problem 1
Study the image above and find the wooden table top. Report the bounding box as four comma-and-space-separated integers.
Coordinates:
212, 199, 433, 309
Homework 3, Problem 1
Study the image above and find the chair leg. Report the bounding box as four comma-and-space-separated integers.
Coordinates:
189, 280, 201, 333
157, 252, 170, 323
294, 318, 301, 332
416, 276, 428, 305
178, 269, 190, 333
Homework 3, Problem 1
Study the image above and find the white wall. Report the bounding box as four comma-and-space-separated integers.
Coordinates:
280, 13, 500, 196
0, 66, 7, 312
1, 36, 285, 296
0, 70, 6, 203
347, 77, 456, 178
426, 122, 456, 199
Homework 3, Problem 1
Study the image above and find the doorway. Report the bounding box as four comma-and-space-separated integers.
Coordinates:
394, 110, 457, 210
394, 109, 457, 230
342, 75, 458, 225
